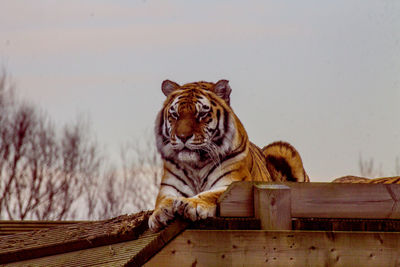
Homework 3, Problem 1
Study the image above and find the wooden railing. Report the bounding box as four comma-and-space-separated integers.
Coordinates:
217, 182, 400, 230
148, 182, 400, 266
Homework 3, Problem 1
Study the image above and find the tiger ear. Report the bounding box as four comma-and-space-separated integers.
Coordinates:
162, 80, 180, 97
214, 79, 232, 105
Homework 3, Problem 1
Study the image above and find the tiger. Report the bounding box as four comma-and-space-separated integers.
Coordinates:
149, 79, 309, 232
332, 175, 400, 184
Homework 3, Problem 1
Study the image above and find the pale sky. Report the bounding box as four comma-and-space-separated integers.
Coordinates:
1, 0, 399, 181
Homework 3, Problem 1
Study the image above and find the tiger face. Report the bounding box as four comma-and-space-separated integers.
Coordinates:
155, 80, 235, 168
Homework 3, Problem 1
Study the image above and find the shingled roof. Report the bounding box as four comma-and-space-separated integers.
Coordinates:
0, 211, 189, 266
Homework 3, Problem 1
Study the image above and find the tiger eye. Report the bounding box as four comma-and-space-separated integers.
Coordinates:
202, 105, 210, 110
198, 111, 209, 119
169, 110, 178, 119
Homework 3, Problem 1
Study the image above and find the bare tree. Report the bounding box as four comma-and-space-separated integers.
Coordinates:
0, 71, 19, 218
97, 137, 161, 219
358, 154, 400, 178
0, 70, 162, 221
395, 156, 400, 176
0, 72, 101, 220
121, 137, 161, 210
358, 154, 384, 178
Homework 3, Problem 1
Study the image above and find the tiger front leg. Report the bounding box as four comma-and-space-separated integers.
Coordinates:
174, 187, 226, 222
148, 196, 176, 232
149, 190, 223, 232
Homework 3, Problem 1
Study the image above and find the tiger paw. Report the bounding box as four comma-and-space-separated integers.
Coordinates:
173, 197, 216, 221
148, 198, 175, 232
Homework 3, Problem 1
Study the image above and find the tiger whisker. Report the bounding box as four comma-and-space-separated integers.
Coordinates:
204, 142, 221, 172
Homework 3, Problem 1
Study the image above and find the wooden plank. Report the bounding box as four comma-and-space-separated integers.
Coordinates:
218, 182, 253, 217
0, 212, 151, 264
189, 217, 260, 230
292, 218, 400, 232
0, 221, 87, 236
1, 231, 159, 267
2, 219, 188, 267
124, 219, 188, 266
290, 182, 399, 219
218, 182, 400, 219
145, 229, 400, 267
254, 184, 291, 230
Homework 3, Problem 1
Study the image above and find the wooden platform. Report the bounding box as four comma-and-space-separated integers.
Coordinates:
145, 229, 400, 267
3, 181, 400, 266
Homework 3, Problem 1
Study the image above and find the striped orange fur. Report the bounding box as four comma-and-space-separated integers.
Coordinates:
332, 176, 400, 184
149, 80, 309, 232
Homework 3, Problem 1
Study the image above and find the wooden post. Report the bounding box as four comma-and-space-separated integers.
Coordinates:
253, 184, 291, 230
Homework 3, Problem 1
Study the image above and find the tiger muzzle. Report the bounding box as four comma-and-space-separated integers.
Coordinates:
174, 117, 196, 144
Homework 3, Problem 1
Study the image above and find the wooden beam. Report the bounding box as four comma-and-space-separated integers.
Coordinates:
218, 182, 400, 219
0, 221, 88, 236
254, 184, 291, 230
126, 219, 188, 266
145, 229, 400, 267
189, 217, 260, 230
218, 181, 254, 217
0, 212, 153, 265
3, 236, 145, 267
4, 220, 188, 267
292, 218, 400, 232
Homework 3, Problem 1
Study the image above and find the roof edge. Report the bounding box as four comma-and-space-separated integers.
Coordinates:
0, 211, 151, 264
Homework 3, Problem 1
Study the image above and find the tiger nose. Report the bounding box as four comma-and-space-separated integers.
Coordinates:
175, 118, 194, 144
177, 132, 193, 144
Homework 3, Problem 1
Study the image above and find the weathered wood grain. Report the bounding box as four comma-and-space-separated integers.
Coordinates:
292, 218, 400, 232
1, 219, 188, 267
218, 182, 400, 219
0, 212, 151, 264
125, 219, 188, 266
254, 184, 291, 230
2, 231, 159, 267
145, 229, 400, 267
0, 221, 87, 236
218, 181, 254, 217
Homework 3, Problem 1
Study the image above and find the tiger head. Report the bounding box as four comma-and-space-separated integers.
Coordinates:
155, 80, 242, 168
